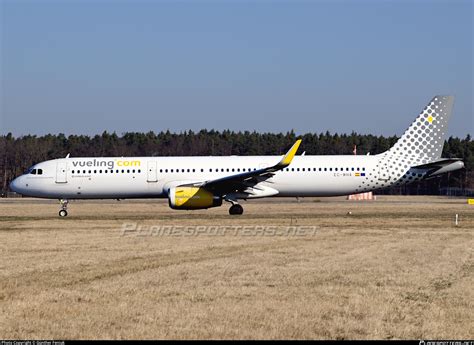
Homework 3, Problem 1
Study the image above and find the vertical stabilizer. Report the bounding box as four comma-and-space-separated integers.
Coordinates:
364, 96, 456, 191
387, 95, 454, 164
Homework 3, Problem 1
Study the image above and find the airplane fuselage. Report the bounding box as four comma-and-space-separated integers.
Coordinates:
12, 155, 382, 199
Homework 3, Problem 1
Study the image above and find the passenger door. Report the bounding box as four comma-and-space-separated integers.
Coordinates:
147, 161, 158, 182
56, 162, 68, 183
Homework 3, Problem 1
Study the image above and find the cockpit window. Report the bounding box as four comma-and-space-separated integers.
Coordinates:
27, 168, 43, 175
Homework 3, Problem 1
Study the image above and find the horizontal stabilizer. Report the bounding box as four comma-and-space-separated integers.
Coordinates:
413, 158, 464, 178
413, 158, 463, 169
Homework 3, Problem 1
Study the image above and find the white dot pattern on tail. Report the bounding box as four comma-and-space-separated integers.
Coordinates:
354, 96, 454, 193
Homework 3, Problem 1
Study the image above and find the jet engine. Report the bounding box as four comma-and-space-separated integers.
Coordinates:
168, 186, 222, 210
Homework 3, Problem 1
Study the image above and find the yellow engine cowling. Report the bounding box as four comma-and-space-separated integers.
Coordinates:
168, 186, 222, 210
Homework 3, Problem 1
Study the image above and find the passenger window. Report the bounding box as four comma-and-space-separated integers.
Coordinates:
201, 169, 203, 172
72, 170, 75, 174
302, 168, 305, 172
335, 168, 338, 171
94, 170, 97, 174
329, 168, 332, 171
324, 168, 327, 171
362, 167, 365, 171
133, 169, 135, 173
127, 169, 130, 173
121, 170, 125, 173
88, 170, 91, 174
192, 169, 195, 172
83, 170, 86, 174
357, 167, 360, 171
351, 168, 354, 171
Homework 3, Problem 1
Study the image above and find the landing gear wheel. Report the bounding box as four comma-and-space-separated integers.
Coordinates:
229, 204, 244, 215
58, 199, 69, 217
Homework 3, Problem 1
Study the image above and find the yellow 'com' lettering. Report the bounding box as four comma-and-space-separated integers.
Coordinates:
116, 160, 141, 167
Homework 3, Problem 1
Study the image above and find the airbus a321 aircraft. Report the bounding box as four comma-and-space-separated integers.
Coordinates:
10, 95, 464, 217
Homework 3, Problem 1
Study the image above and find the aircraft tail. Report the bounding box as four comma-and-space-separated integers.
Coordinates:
384, 95, 454, 166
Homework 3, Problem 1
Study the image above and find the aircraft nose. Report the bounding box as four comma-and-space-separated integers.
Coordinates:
10, 176, 23, 194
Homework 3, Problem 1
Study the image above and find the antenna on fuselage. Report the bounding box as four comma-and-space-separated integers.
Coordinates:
65, 153, 70, 158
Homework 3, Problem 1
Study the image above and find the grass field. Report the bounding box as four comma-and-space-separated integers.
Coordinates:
0, 196, 472, 339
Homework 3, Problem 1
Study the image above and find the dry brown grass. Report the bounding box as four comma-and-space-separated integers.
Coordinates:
0, 196, 472, 339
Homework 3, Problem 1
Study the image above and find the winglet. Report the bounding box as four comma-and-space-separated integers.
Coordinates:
277, 139, 302, 167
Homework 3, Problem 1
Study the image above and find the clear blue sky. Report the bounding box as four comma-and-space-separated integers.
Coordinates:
1, 0, 472, 137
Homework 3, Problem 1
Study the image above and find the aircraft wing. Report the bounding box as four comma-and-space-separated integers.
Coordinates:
187, 139, 301, 196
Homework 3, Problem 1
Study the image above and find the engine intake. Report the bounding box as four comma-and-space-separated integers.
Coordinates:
168, 186, 222, 210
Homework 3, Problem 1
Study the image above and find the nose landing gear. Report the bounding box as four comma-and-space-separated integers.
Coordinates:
59, 199, 69, 217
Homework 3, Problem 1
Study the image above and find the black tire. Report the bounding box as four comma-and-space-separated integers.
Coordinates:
229, 204, 244, 215
59, 209, 68, 217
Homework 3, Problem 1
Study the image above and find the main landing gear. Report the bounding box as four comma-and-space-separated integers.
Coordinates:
229, 203, 244, 215
59, 199, 69, 217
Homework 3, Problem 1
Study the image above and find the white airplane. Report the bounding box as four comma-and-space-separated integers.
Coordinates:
10, 95, 464, 217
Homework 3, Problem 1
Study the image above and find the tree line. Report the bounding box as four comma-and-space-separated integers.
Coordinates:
1, 130, 473, 196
